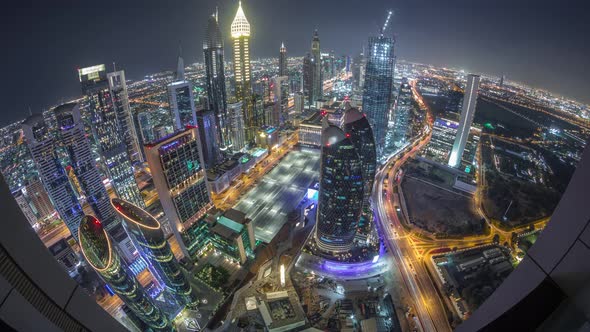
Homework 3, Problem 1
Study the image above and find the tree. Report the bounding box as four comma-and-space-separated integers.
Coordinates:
493, 234, 500, 244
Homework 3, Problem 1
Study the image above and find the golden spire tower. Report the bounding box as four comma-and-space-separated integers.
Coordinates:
231, 1, 254, 142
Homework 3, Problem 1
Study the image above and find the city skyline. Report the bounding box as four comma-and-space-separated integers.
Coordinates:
1, 0, 589, 126
1, 1, 589, 331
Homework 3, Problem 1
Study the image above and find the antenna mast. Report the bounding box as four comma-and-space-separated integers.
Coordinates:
380, 10, 394, 37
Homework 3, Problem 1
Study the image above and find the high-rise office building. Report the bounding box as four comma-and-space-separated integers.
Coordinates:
311, 30, 323, 103
391, 78, 413, 148
231, 1, 254, 142
343, 108, 376, 209
228, 101, 246, 152
271, 75, 289, 127
22, 112, 85, 239
78, 65, 142, 163
24, 103, 137, 263
204, 9, 229, 149
196, 109, 219, 169
112, 198, 199, 308
279, 42, 287, 77
448, 74, 480, 168
362, 33, 395, 157
79, 65, 144, 208
168, 55, 197, 130
315, 125, 364, 253
78, 215, 170, 331
145, 128, 212, 258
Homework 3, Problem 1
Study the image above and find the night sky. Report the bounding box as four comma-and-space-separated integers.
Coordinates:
1, 0, 588, 126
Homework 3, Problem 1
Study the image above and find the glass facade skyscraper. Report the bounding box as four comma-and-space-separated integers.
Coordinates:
315, 125, 364, 253
22, 113, 84, 240
204, 10, 229, 149
168, 80, 197, 130
362, 35, 395, 158
145, 128, 212, 258
79, 65, 144, 208
449, 74, 480, 168
111, 198, 199, 308
391, 77, 413, 149
78, 215, 170, 331
343, 108, 376, 209
196, 109, 219, 169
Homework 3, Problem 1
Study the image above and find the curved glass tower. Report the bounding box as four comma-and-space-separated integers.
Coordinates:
315, 125, 364, 253
78, 215, 170, 331
343, 108, 376, 209
111, 198, 199, 308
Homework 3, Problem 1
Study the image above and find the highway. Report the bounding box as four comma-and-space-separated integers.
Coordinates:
374, 133, 452, 332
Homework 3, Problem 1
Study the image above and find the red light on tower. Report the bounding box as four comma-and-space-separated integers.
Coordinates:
93, 218, 101, 226
345, 133, 351, 138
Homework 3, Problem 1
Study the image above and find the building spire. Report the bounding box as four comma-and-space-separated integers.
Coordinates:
215, 6, 219, 22
231, 0, 250, 38
176, 42, 185, 81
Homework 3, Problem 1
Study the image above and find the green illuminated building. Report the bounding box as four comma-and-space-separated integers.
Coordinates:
182, 209, 255, 264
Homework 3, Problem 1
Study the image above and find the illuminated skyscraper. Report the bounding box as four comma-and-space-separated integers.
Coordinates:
78, 65, 142, 163
204, 9, 229, 149
78, 65, 144, 208
362, 11, 395, 157
391, 78, 412, 148
311, 30, 322, 102
112, 198, 199, 308
145, 128, 212, 258
78, 215, 170, 331
168, 52, 197, 131
22, 112, 84, 239
279, 42, 287, 77
23, 103, 137, 263
343, 108, 376, 209
448, 74, 480, 168
315, 125, 364, 253
231, 1, 254, 142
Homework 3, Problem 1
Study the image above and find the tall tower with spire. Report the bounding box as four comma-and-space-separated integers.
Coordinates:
231, 1, 255, 143
168, 46, 197, 130
279, 42, 287, 77
204, 8, 229, 151
311, 30, 323, 103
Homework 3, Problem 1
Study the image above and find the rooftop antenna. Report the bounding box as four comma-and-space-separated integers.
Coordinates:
113, 61, 117, 72
215, 6, 219, 22
28, 106, 32, 116
380, 10, 394, 37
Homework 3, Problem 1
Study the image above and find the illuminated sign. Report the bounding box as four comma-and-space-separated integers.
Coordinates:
78, 64, 105, 82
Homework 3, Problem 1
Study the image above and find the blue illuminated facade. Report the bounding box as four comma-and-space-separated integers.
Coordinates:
362, 35, 395, 157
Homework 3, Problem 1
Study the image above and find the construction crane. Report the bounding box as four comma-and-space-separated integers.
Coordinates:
380, 10, 394, 37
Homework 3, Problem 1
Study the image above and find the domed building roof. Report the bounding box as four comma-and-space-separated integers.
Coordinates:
322, 125, 347, 146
